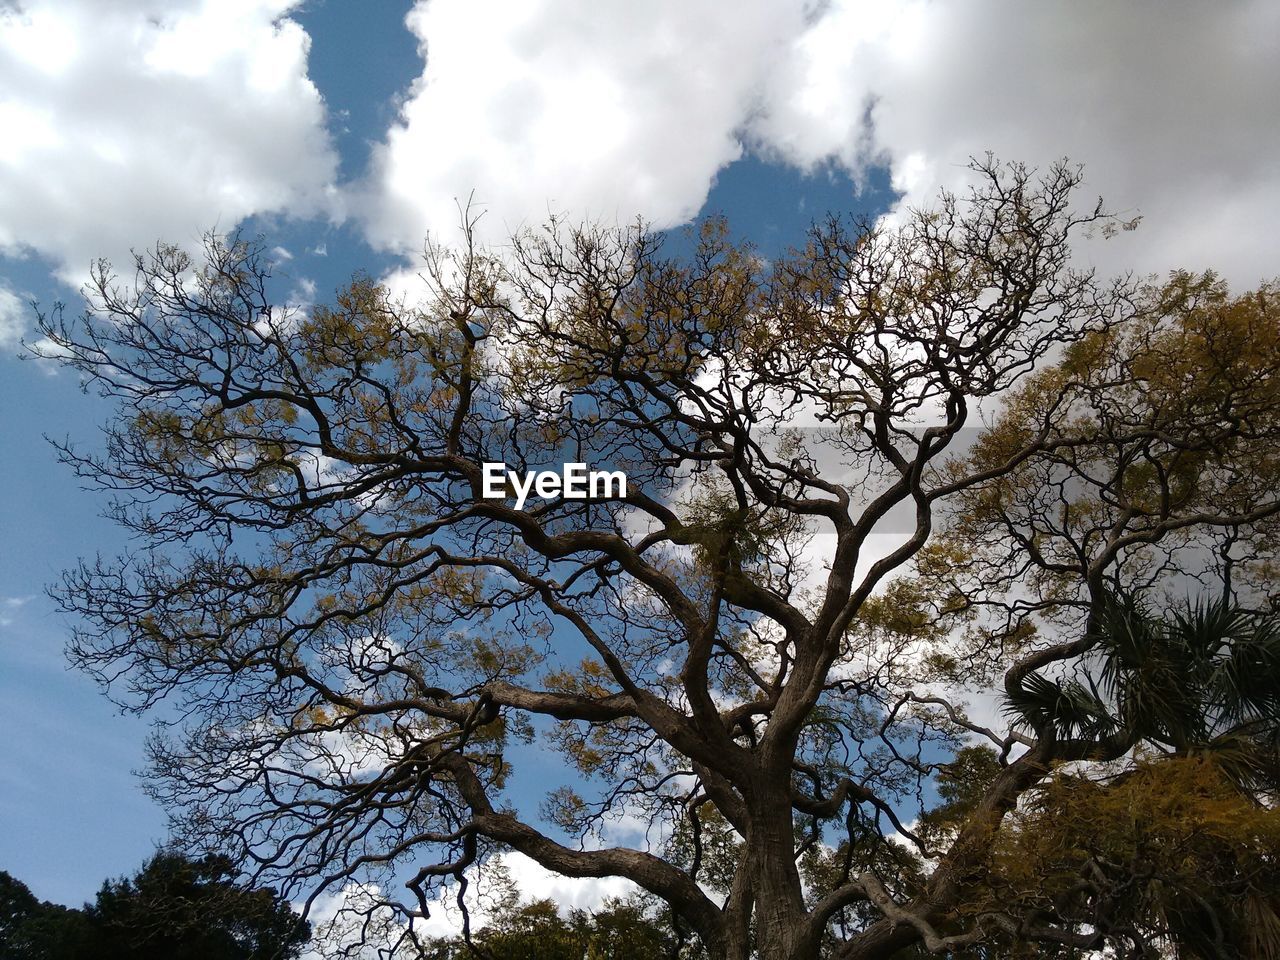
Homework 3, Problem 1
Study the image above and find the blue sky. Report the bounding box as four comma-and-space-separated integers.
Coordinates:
2, 0, 1279, 908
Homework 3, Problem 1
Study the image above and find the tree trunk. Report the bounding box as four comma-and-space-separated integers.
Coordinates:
742, 777, 815, 960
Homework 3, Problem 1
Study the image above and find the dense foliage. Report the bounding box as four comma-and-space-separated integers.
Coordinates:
0, 852, 309, 960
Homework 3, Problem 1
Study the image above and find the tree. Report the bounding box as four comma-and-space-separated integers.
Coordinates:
87, 851, 310, 960
0, 872, 90, 960
1, 871, 47, 958
0, 853, 309, 960
35, 158, 1280, 959
422, 895, 681, 960
983, 595, 1280, 958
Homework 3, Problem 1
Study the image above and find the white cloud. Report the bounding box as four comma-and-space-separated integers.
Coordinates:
303, 853, 634, 955
0, 0, 339, 284
0, 282, 24, 349
359, 0, 824, 250
361, 0, 1280, 290
0, 595, 34, 628
409, 853, 635, 940
756, 0, 1280, 288
495, 852, 635, 915
289, 275, 317, 308
5, 0, 1270, 294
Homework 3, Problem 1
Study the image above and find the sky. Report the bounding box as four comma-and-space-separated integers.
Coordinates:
1, 0, 1279, 910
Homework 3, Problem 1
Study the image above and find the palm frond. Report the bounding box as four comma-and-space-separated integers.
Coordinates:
1005, 592, 1280, 790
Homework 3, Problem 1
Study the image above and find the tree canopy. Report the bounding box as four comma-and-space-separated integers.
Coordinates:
421, 893, 681, 960
35, 158, 1280, 959
1, 871, 89, 960
0, 852, 309, 960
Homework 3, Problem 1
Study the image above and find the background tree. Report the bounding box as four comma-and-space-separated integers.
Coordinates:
0, 872, 90, 960
421, 895, 681, 960
0, 853, 308, 960
35, 158, 1280, 959
88, 851, 310, 960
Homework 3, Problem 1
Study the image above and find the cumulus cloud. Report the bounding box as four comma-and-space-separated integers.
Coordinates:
484, 852, 635, 918
758, 0, 1280, 287
5, 0, 1272, 291
303, 853, 635, 955
361, 0, 1280, 289
0, 0, 339, 283
359, 0, 825, 250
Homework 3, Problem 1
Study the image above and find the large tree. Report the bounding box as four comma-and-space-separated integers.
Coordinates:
37, 160, 1280, 959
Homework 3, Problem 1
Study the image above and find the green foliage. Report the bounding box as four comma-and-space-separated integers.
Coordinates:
663, 806, 744, 897
0, 872, 91, 960
681, 482, 799, 574
422, 895, 686, 960
988, 593, 1280, 955
0, 853, 308, 960
991, 755, 1280, 959
1005, 595, 1280, 789
917, 746, 1003, 847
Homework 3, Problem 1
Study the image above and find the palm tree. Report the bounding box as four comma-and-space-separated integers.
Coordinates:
1003, 592, 1280, 958
1005, 592, 1280, 792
